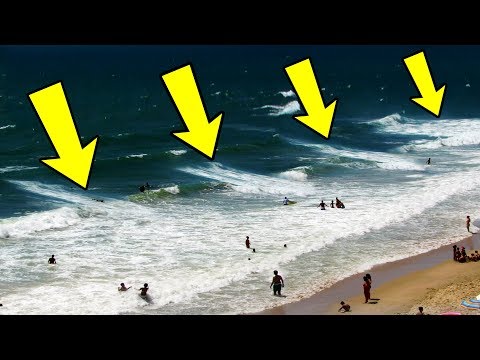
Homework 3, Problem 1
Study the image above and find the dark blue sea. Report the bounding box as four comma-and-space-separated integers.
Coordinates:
1, 45, 480, 314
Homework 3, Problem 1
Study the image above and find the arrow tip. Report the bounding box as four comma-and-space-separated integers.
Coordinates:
411, 85, 446, 117
41, 137, 98, 189
172, 113, 223, 160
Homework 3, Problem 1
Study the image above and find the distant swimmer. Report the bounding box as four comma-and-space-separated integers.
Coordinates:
317, 200, 326, 210
330, 200, 334, 208
118, 283, 132, 291
139, 283, 149, 297
283, 197, 289, 205
245, 236, 251, 249
139, 182, 152, 193
426, 158, 431, 165
284, 244, 287, 248
48, 255, 56, 264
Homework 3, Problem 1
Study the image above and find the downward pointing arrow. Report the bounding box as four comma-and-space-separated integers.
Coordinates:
284, 58, 337, 139
161, 64, 224, 160
28, 82, 99, 190
403, 51, 446, 117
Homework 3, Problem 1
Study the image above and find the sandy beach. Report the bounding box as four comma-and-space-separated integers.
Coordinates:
256, 232, 480, 315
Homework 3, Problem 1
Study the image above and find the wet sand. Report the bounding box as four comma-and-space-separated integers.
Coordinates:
256, 232, 480, 315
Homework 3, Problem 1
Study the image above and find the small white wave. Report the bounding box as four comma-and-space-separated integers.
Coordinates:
402, 133, 480, 151
263, 100, 301, 117
0, 124, 15, 130
0, 207, 81, 238
178, 163, 316, 196
125, 153, 148, 158
277, 90, 296, 98
278, 167, 310, 181
152, 185, 180, 194
0, 166, 38, 174
168, 150, 187, 156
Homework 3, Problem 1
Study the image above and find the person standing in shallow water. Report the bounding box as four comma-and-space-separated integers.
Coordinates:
270, 270, 284, 296
426, 158, 431, 165
48, 255, 56, 264
466, 215, 471, 233
245, 236, 250, 249
139, 283, 149, 297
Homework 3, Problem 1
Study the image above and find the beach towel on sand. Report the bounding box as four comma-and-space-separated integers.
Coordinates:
461, 299, 480, 309
441, 311, 462, 315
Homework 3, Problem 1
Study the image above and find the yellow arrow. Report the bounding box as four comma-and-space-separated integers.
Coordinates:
161, 64, 224, 160
403, 51, 446, 117
284, 58, 337, 139
28, 82, 99, 190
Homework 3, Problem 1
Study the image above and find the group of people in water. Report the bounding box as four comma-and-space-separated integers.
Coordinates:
245, 236, 287, 295
318, 197, 345, 210
118, 282, 150, 299
47, 255, 150, 301
283, 196, 346, 209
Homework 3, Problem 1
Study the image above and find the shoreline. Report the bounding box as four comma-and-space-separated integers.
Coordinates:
255, 232, 480, 315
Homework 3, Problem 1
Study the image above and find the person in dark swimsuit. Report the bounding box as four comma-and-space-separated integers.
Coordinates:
118, 283, 131, 291
48, 255, 56, 264
139, 283, 149, 297
338, 301, 351, 312
363, 276, 371, 303
317, 200, 326, 210
270, 270, 284, 296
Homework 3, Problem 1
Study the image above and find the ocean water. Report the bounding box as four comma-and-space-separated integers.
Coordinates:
1, 45, 480, 315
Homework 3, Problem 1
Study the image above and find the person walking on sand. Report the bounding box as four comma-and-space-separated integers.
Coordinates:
466, 215, 471, 233
270, 270, 284, 296
245, 236, 251, 249
363, 275, 371, 303
338, 301, 351, 313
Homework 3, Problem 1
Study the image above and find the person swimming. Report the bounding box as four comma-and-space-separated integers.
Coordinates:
139, 283, 149, 297
118, 283, 131, 291
139, 182, 152, 193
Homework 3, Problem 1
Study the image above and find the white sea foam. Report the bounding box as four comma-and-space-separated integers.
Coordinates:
168, 150, 187, 156
0, 166, 38, 173
125, 153, 148, 158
